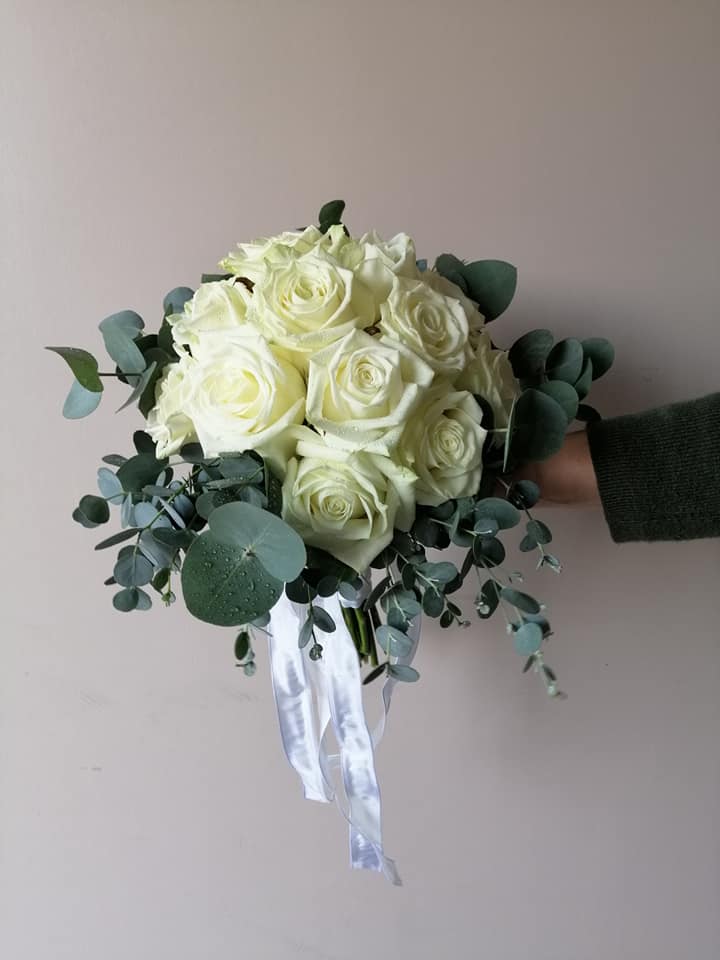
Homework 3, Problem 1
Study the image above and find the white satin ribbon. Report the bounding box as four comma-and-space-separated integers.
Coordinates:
266, 585, 418, 885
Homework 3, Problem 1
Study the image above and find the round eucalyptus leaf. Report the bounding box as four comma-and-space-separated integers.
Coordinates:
476, 537, 505, 567
114, 550, 154, 587
97, 467, 124, 502
234, 630, 251, 661
163, 286, 194, 317
519, 533, 537, 552
476, 579, 500, 619
416, 561, 458, 584
134, 588, 152, 611
285, 577, 312, 604
99, 313, 146, 375
574, 357, 593, 400
388, 664, 420, 683
62, 379, 103, 419
509, 479, 540, 509
474, 497, 520, 530
316, 576, 339, 597
500, 587, 541, 614
376, 625, 414, 658
181, 531, 283, 626
318, 199, 345, 232
113, 587, 139, 612
473, 515, 500, 537
513, 621, 544, 655
508, 329, 554, 379
527, 519, 553, 544
117, 454, 168, 494
537, 380, 579, 421
581, 338, 614, 380
545, 338, 584, 384
461, 259, 517, 321
510, 389, 568, 462
208, 502, 306, 582
422, 588, 444, 617
74, 495, 110, 527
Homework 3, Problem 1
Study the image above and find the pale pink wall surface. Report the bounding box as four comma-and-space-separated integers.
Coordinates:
1, 2, 719, 958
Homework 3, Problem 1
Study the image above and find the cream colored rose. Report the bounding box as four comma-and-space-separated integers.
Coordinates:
379, 275, 473, 375
353, 231, 420, 307
306, 328, 434, 455
281, 429, 416, 572
170, 280, 254, 352
145, 354, 197, 458
251, 250, 374, 363
454, 330, 519, 440
398, 381, 488, 506
421, 267, 485, 347
219, 226, 325, 284
180, 333, 305, 465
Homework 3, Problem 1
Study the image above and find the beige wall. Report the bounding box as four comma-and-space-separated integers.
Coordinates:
2, 1, 719, 957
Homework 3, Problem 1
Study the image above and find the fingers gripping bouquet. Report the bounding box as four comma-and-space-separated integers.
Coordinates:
48, 201, 614, 881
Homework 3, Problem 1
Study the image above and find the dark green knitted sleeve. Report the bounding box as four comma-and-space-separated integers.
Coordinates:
586, 393, 720, 542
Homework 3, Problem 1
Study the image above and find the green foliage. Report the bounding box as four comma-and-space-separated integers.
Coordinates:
574, 357, 593, 399
73, 495, 110, 528
581, 338, 614, 380
318, 199, 346, 233
99, 311, 146, 375
114, 548, 154, 587
388, 664, 419, 683
163, 287, 194, 317
513, 621, 544, 655
376, 625, 414, 658
434, 256, 517, 321
182, 533, 283, 626
537, 380, 579, 421
46, 347, 103, 392
545, 338, 584, 384
117, 454, 167, 493
500, 587, 541, 614
63, 379, 103, 419
508, 330, 554, 380
474, 497, 520, 530
208, 502, 306, 582
509, 388, 568, 462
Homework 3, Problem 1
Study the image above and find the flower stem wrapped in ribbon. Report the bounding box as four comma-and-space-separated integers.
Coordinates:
46, 200, 615, 880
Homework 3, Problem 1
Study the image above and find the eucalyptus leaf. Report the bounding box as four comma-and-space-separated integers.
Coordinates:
234, 630, 250, 661
460, 259, 517, 321
422, 588, 444, 617
62, 379, 103, 419
117, 454, 168, 493
99, 312, 146, 375
97, 467, 124, 502
114, 550, 154, 587
74, 494, 110, 527
513, 621, 544, 655
508, 330, 554, 380
208, 502, 306, 582
94, 528, 140, 550
509, 480, 540, 509
135, 587, 152, 611
545, 338, 584, 384
574, 357, 593, 400
181, 530, 283, 626
113, 587, 139, 612
581, 338, 614, 380
318, 199, 345, 232
299, 618, 314, 649
475, 497, 520, 530
537, 380, 579, 421
102, 454, 127, 467
46, 346, 103, 392
510, 389, 568, 462
310, 607, 336, 633
163, 286, 194, 317
376, 625, 414, 658
363, 663, 388, 686
116, 361, 157, 412
527, 519, 552, 544
500, 587, 541, 614
388, 664, 419, 683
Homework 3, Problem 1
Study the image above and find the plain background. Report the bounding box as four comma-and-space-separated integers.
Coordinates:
2, 1, 719, 958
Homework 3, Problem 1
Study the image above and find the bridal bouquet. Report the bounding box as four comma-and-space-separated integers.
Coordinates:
48, 200, 613, 882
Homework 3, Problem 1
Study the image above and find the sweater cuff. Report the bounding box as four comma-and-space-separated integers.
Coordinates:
586, 393, 720, 543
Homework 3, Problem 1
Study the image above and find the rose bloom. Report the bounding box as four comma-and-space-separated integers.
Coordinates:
379, 275, 472, 375
251, 249, 374, 365
421, 267, 485, 348
281, 429, 416, 572
219, 226, 326, 285
306, 328, 434, 455
398, 381, 488, 506
169, 279, 253, 352
454, 329, 519, 441
144, 352, 197, 457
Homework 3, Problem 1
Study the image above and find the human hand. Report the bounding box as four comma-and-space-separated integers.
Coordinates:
513, 429, 600, 506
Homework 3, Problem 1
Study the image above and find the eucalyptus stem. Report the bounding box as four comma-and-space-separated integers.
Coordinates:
354, 607, 371, 659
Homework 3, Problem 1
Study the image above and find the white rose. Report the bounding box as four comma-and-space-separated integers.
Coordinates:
421, 267, 485, 347
454, 329, 519, 440
353, 231, 420, 309
251, 250, 374, 363
306, 327, 434, 455
398, 381, 488, 506
170, 280, 254, 352
281, 429, 416, 572
219, 226, 325, 284
145, 354, 197, 458
379, 275, 473, 375
182, 333, 305, 466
